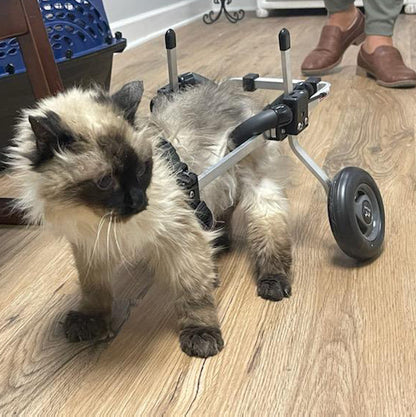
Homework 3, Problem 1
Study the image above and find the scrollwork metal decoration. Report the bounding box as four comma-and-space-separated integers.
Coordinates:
203, 0, 245, 24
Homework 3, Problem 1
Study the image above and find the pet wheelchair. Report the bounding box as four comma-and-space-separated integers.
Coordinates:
152, 28, 385, 262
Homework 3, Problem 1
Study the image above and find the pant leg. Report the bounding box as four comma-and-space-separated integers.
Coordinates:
363, 0, 403, 36
324, 0, 355, 14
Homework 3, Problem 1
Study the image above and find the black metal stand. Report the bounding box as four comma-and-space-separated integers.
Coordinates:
203, 0, 245, 24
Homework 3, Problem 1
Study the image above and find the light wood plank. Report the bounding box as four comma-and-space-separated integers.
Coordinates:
0, 12, 415, 416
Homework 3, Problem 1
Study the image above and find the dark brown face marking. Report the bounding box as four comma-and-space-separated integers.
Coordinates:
74, 134, 153, 219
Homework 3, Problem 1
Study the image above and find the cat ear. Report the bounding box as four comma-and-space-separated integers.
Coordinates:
28, 112, 73, 165
29, 112, 61, 148
111, 81, 144, 125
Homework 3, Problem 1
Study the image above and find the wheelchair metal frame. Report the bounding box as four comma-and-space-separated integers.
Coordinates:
163, 28, 332, 193
156, 28, 386, 262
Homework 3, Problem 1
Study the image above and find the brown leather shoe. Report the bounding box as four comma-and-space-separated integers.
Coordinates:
357, 46, 416, 88
301, 9, 365, 75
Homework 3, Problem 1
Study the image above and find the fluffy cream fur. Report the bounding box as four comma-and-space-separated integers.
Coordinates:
8, 81, 292, 357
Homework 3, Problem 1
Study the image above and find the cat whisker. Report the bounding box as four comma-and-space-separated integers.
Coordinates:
85, 212, 111, 279
112, 220, 136, 279
113, 219, 134, 267
105, 212, 113, 283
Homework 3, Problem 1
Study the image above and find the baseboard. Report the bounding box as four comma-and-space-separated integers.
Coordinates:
257, 0, 413, 8
221, 0, 256, 11
110, 0, 209, 50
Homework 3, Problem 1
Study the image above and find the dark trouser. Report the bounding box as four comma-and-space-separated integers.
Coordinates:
324, 0, 403, 36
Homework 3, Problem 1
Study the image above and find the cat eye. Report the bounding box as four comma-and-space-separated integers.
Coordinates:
136, 161, 148, 178
95, 174, 115, 191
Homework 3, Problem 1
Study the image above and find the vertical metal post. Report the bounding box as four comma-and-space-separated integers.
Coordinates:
165, 29, 179, 92
278, 28, 332, 194
279, 28, 292, 94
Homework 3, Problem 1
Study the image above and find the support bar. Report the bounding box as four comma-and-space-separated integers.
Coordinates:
228, 77, 303, 91
288, 136, 331, 193
165, 29, 179, 92
198, 135, 264, 190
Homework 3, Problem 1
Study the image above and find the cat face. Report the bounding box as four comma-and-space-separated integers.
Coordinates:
74, 136, 153, 218
11, 81, 153, 222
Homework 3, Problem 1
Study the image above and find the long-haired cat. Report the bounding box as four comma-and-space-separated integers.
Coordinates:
8, 80, 292, 358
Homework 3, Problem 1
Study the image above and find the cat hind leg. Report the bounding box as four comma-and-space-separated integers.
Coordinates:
238, 176, 292, 301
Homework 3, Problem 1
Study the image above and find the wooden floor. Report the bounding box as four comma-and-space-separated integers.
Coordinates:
1, 13, 416, 416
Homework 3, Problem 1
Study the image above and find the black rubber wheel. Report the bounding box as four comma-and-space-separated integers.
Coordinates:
328, 167, 385, 261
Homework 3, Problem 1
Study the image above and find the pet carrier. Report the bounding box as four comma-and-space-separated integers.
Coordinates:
0, 0, 126, 167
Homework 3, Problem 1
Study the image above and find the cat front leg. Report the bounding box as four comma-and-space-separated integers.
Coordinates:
152, 222, 224, 358
176, 287, 224, 358
238, 174, 293, 302
63, 243, 114, 342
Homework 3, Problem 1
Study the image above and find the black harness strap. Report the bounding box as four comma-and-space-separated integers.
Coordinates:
157, 138, 214, 231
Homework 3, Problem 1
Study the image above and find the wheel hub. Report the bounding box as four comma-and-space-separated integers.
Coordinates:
362, 200, 373, 224
353, 183, 381, 242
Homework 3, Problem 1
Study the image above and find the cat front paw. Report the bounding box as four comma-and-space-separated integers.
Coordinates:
63, 310, 112, 342
180, 326, 224, 358
257, 273, 291, 301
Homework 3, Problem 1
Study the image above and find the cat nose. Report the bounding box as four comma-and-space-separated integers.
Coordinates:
124, 188, 147, 214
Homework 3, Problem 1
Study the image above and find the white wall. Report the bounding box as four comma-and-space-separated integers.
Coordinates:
103, 0, 183, 24
102, 0, 256, 49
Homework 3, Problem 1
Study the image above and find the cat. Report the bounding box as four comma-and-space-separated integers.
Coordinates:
8, 79, 292, 358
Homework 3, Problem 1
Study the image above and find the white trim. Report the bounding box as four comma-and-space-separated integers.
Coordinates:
216, 0, 256, 11
257, 0, 361, 8
110, 0, 208, 50
257, 0, 414, 10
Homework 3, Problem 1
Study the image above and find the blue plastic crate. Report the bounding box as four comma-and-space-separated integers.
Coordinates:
0, 0, 123, 78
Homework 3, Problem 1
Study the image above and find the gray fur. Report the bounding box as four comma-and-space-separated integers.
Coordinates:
112, 80, 144, 125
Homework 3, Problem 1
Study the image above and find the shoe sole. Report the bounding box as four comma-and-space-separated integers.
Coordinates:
302, 57, 342, 76
356, 66, 416, 88
301, 32, 365, 76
